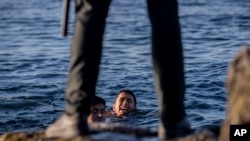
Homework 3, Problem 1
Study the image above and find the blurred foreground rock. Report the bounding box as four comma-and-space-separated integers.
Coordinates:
0, 122, 217, 141
219, 46, 250, 141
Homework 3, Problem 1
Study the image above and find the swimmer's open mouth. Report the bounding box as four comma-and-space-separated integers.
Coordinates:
120, 108, 128, 113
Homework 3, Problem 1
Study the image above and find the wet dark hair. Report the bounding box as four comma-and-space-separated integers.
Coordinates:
114, 89, 137, 107
92, 96, 106, 107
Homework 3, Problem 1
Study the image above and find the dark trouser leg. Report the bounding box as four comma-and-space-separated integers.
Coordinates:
146, 0, 190, 139
46, 0, 111, 138
66, 0, 111, 115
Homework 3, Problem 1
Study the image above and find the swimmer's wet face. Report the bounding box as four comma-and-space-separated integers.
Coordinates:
112, 92, 136, 117
87, 103, 106, 124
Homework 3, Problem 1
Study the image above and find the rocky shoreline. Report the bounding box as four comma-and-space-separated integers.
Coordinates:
0, 122, 218, 141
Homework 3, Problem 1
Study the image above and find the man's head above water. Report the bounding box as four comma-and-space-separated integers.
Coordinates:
87, 96, 106, 124
112, 89, 137, 117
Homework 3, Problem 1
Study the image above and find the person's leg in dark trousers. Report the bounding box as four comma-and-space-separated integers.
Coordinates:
45, 0, 111, 138
146, 0, 191, 139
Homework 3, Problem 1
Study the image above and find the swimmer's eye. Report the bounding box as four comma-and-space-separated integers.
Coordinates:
120, 98, 125, 102
91, 109, 98, 113
101, 110, 105, 114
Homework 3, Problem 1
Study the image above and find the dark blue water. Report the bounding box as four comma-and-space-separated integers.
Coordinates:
1, 0, 250, 135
